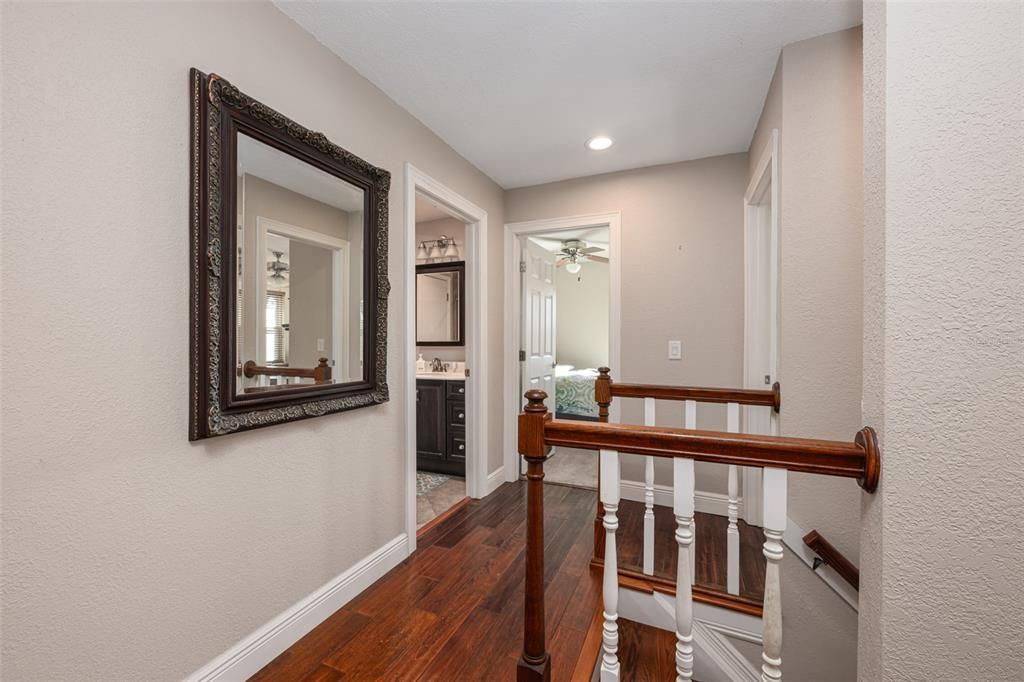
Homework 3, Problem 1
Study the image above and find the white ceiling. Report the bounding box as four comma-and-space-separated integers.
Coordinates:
415, 192, 455, 223
277, 1, 861, 189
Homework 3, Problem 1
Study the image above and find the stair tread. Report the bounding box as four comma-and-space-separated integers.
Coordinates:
618, 618, 678, 682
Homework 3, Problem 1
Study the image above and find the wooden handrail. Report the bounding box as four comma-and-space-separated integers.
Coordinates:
543, 419, 878, 488
803, 529, 860, 591
517, 388, 879, 681
595, 366, 780, 413
242, 358, 332, 384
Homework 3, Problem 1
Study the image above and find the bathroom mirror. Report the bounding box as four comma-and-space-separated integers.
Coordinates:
416, 262, 465, 346
189, 69, 390, 440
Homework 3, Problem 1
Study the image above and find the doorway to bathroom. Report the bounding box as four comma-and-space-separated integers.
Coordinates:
404, 165, 490, 553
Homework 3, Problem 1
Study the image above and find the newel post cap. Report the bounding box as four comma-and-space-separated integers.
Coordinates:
523, 389, 549, 414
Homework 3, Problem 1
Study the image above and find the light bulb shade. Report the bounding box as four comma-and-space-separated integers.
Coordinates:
443, 241, 458, 258
566, 261, 582, 274
416, 244, 428, 261
428, 244, 442, 259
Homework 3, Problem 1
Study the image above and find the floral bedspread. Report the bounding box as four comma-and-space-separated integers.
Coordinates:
555, 367, 599, 418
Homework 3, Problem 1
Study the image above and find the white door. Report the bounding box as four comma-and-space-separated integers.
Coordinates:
521, 238, 557, 411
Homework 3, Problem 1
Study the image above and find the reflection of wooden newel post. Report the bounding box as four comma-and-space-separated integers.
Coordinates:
593, 367, 612, 562
314, 357, 332, 384
518, 390, 552, 682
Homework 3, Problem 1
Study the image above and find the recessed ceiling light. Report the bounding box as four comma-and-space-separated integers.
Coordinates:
585, 136, 613, 151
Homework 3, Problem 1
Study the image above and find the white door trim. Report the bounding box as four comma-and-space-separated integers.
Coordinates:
404, 164, 489, 555
503, 212, 622, 480
255, 216, 351, 379
741, 129, 780, 527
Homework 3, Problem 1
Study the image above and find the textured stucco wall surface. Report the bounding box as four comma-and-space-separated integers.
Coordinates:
506, 154, 749, 493
0, 2, 503, 679
860, 2, 1024, 679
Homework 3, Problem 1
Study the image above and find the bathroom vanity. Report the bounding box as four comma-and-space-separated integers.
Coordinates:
416, 376, 466, 476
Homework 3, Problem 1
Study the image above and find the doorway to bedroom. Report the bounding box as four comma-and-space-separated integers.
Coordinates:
504, 213, 621, 489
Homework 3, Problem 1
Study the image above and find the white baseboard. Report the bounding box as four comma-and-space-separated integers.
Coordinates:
187, 534, 409, 682
619, 479, 741, 518
484, 466, 507, 495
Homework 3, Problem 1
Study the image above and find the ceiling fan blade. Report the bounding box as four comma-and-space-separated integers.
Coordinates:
587, 255, 610, 263
579, 246, 603, 254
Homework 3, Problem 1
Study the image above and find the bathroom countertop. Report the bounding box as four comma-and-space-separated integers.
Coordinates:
415, 372, 467, 381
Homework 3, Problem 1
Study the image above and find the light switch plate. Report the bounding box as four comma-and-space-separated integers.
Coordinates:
317, 338, 325, 352
668, 340, 682, 360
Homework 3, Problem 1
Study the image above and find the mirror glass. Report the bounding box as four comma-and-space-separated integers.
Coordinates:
234, 132, 365, 395
416, 268, 462, 343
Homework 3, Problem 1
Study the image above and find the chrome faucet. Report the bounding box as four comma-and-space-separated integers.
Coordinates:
431, 357, 445, 372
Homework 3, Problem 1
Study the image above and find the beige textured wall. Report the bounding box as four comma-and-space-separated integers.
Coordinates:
860, 3, 1024, 679
556, 261, 610, 370
0, 2, 504, 679
506, 154, 748, 492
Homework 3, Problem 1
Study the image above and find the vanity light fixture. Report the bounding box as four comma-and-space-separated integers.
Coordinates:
585, 135, 613, 151
418, 235, 459, 263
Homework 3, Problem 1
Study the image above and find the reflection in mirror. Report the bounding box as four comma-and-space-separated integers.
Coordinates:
416, 264, 464, 344
235, 132, 364, 395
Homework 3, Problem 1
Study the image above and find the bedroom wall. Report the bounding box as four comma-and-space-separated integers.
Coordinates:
0, 2, 505, 679
555, 260, 609, 370
506, 153, 748, 494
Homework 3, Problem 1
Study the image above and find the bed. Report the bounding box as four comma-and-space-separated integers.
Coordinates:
554, 365, 601, 421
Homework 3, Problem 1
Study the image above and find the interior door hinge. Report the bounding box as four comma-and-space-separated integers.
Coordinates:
519, 350, 526, 361
519, 261, 527, 273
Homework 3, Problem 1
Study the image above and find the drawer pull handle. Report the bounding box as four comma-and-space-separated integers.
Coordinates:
458, 387, 464, 393
458, 413, 464, 419
458, 444, 465, 451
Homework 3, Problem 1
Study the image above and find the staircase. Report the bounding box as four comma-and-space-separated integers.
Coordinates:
516, 369, 879, 681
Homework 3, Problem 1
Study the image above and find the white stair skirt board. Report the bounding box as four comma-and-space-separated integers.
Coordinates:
781, 518, 859, 611
187, 534, 409, 682
619, 480, 741, 519
618, 585, 762, 682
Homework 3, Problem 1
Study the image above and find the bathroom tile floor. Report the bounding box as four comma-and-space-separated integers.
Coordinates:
416, 473, 466, 529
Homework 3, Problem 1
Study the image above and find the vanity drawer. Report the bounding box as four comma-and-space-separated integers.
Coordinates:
447, 400, 466, 427
446, 381, 466, 398
447, 428, 466, 461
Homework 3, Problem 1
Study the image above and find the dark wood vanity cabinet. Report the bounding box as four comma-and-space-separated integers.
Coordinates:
416, 379, 465, 476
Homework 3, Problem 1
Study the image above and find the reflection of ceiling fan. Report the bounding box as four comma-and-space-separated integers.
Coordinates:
267, 251, 289, 281
551, 238, 608, 274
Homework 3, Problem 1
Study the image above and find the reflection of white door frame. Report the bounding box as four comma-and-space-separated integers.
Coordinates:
403, 164, 489, 556
742, 129, 780, 528
255, 216, 350, 380
502, 213, 622, 480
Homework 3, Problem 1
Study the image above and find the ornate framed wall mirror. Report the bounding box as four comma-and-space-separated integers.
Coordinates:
189, 69, 390, 440
415, 261, 465, 346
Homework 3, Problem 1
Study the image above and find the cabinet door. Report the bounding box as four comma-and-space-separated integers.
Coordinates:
416, 381, 446, 467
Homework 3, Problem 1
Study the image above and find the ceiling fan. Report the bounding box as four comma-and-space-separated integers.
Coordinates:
267, 251, 289, 281
552, 238, 608, 273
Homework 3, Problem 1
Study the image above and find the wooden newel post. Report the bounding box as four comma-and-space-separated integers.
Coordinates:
518, 389, 552, 682
593, 367, 612, 562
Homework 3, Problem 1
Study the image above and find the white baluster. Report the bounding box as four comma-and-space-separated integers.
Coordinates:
726, 402, 740, 595
673, 457, 695, 681
761, 467, 787, 682
643, 398, 656, 576
600, 449, 621, 682
683, 400, 697, 584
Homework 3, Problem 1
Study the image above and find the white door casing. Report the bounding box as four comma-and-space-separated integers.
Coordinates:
521, 237, 557, 406
742, 129, 780, 527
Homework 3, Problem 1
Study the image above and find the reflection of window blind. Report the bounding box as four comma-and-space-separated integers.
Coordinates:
265, 291, 286, 365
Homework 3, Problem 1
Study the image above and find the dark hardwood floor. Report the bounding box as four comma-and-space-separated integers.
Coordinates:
617, 618, 677, 682
616, 500, 766, 602
252, 481, 764, 681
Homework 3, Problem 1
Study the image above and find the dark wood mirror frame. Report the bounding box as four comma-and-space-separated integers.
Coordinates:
189, 68, 390, 440
415, 261, 466, 347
